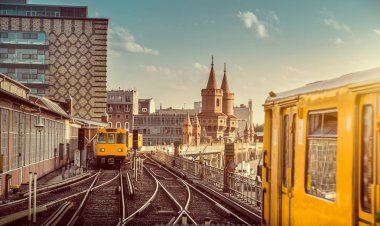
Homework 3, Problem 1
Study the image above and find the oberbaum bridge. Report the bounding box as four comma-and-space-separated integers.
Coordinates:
144, 58, 262, 213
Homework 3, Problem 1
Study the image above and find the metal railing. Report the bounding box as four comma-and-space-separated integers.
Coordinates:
153, 151, 262, 212
226, 172, 262, 208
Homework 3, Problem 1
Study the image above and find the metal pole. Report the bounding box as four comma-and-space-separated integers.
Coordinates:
28, 172, 32, 221
33, 173, 37, 223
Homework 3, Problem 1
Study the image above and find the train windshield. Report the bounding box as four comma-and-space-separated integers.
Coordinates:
108, 133, 115, 144
116, 133, 126, 144
98, 133, 106, 144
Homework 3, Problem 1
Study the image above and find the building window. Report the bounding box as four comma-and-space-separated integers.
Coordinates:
109, 114, 112, 119
0, 32, 8, 38
117, 115, 120, 119
216, 98, 220, 107
306, 109, 337, 201
142, 108, 147, 112
116, 122, 121, 128
108, 122, 112, 128
107, 104, 113, 112
22, 33, 38, 39
125, 122, 129, 130
125, 95, 131, 102
124, 105, 129, 112
125, 115, 129, 120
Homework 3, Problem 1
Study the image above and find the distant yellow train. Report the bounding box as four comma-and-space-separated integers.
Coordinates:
96, 128, 143, 166
262, 67, 380, 225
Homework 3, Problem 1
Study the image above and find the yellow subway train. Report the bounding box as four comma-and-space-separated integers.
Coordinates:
262, 67, 380, 225
96, 128, 143, 166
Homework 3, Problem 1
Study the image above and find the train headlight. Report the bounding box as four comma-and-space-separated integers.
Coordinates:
100, 148, 105, 152
118, 148, 122, 152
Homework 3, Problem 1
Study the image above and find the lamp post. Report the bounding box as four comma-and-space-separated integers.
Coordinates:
34, 112, 44, 174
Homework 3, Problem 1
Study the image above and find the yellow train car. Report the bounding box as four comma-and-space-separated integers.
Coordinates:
262, 67, 380, 226
126, 132, 143, 151
96, 128, 127, 166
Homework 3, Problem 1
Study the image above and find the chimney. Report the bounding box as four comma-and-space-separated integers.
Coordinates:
101, 109, 109, 123
64, 95, 73, 116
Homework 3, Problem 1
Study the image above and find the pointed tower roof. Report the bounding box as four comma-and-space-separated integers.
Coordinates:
244, 121, 249, 132
206, 55, 218, 89
221, 62, 230, 93
183, 112, 192, 126
193, 114, 200, 126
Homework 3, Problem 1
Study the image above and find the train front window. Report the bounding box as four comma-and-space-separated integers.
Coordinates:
108, 133, 115, 144
116, 133, 126, 144
98, 133, 106, 144
306, 110, 337, 201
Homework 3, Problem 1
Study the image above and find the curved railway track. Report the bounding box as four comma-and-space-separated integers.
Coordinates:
120, 158, 252, 225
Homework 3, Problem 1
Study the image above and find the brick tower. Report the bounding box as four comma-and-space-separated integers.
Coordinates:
221, 63, 237, 139
198, 56, 227, 140
182, 112, 193, 145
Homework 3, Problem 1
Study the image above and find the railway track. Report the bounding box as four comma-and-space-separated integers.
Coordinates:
75, 169, 121, 225
123, 164, 181, 225
120, 158, 253, 225
0, 171, 98, 221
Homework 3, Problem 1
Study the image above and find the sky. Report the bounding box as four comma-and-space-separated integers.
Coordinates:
32, 0, 380, 124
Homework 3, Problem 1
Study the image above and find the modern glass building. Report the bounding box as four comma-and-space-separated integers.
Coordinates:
0, 0, 108, 121
0, 31, 48, 94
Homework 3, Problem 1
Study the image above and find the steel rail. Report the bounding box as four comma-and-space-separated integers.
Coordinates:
0, 170, 121, 226
40, 201, 73, 226
120, 166, 159, 225
66, 171, 100, 226
119, 169, 126, 223
148, 156, 252, 225
147, 163, 197, 225
0, 172, 97, 211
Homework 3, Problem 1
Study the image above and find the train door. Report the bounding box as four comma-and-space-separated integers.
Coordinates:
280, 107, 297, 226
357, 94, 379, 226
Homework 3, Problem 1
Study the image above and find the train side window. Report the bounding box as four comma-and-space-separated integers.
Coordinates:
361, 105, 373, 213
282, 114, 289, 186
108, 133, 115, 144
116, 133, 126, 144
306, 110, 337, 201
98, 133, 106, 144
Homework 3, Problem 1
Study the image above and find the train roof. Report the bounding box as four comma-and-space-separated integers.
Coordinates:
265, 66, 380, 103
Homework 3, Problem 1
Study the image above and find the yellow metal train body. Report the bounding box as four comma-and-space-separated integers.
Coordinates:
96, 128, 143, 166
96, 128, 127, 166
262, 67, 380, 226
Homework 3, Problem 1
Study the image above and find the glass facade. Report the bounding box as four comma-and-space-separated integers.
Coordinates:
0, 31, 48, 95
0, 4, 87, 18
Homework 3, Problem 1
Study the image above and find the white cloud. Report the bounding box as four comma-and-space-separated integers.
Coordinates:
281, 65, 305, 74
269, 11, 279, 22
108, 27, 160, 56
334, 38, 344, 46
237, 11, 268, 38
324, 18, 351, 33
140, 65, 172, 75
373, 29, 380, 36
193, 62, 209, 74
